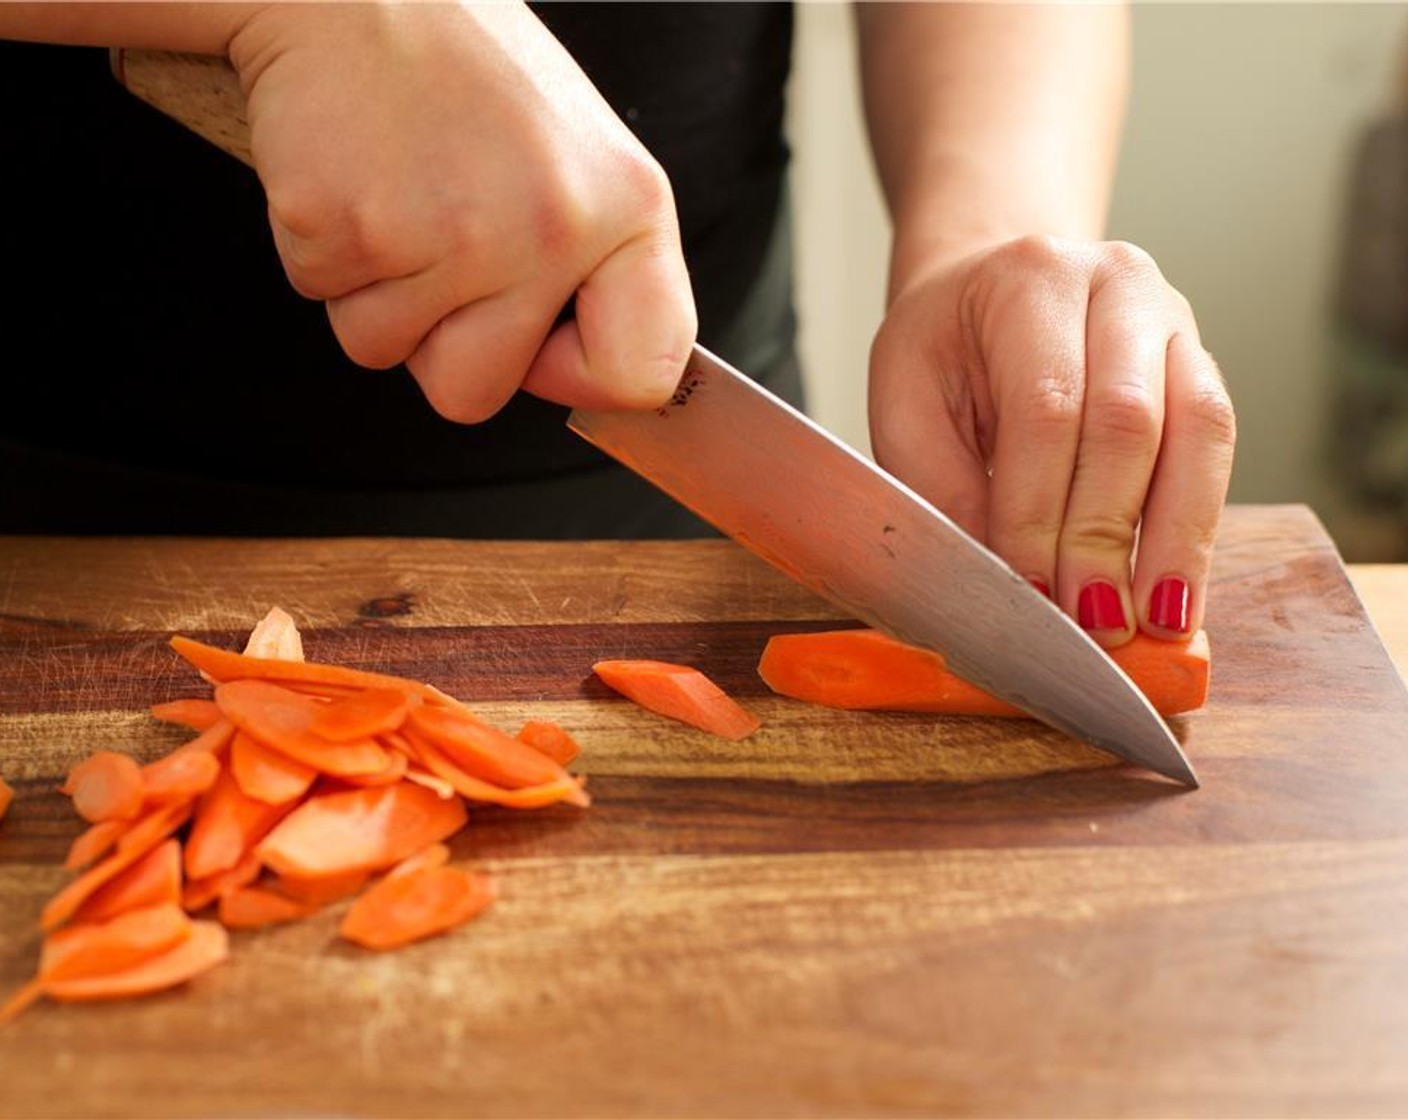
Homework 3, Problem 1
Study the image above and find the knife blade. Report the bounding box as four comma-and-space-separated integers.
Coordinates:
569, 344, 1198, 786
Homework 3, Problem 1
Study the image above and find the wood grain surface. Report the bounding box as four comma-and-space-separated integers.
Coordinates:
1, 505, 1406, 1118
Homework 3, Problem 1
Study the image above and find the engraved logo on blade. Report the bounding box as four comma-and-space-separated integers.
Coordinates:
657, 366, 706, 417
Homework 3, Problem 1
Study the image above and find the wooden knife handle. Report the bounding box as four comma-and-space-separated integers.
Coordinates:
111, 48, 253, 167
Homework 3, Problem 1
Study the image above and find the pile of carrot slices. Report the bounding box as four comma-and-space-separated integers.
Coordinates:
1, 608, 586, 1024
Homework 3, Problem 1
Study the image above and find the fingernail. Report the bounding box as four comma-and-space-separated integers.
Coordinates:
1078, 580, 1127, 631
1149, 576, 1191, 633
1027, 577, 1052, 599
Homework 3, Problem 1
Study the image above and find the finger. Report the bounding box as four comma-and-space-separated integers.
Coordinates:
1057, 251, 1170, 645
981, 278, 1089, 599
522, 227, 696, 410
404, 289, 556, 424
268, 204, 431, 303
1131, 332, 1236, 638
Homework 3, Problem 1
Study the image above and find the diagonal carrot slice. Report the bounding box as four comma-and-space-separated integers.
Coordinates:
63, 751, 146, 823
310, 687, 418, 743
43, 920, 228, 1003
215, 680, 391, 778
41, 902, 192, 982
229, 730, 317, 806
64, 818, 129, 871
406, 706, 577, 791
74, 838, 182, 923
218, 886, 320, 930
182, 850, 262, 913
141, 749, 222, 806
515, 720, 582, 767
184, 768, 294, 881
592, 659, 760, 740
149, 699, 223, 732
403, 729, 589, 810
340, 865, 495, 952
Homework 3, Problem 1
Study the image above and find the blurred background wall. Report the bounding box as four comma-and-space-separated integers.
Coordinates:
787, 2, 1408, 559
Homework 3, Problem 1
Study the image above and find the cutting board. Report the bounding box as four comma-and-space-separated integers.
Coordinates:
2, 504, 1406, 1117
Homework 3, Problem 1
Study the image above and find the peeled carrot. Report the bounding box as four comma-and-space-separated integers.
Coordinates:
43, 920, 228, 1004
310, 687, 417, 742
385, 843, 451, 880
64, 818, 129, 871
1, 775, 14, 822
218, 886, 320, 930
171, 719, 237, 758
592, 659, 761, 740
149, 699, 223, 732
141, 749, 222, 805
256, 782, 467, 879
229, 730, 317, 805
172, 635, 424, 697
407, 706, 582, 791
183, 768, 293, 881
40, 902, 191, 982
182, 850, 262, 913
516, 720, 582, 767
757, 628, 1212, 717
404, 730, 589, 810
63, 751, 145, 824
332, 749, 409, 789
74, 839, 182, 923
270, 867, 370, 906
215, 679, 391, 778
340, 865, 496, 952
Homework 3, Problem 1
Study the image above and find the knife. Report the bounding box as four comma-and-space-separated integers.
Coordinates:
112, 49, 1197, 786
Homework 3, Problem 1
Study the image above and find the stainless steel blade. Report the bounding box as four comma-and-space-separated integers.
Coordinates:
568, 345, 1197, 786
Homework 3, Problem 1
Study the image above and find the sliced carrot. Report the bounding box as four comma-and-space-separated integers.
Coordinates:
184, 768, 293, 881
214, 679, 391, 778
63, 751, 145, 823
403, 766, 457, 801
218, 886, 320, 930
255, 782, 467, 879
310, 687, 418, 742
757, 628, 1212, 717
42, 800, 194, 932
242, 606, 305, 662
0, 979, 44, 1025
64, 818, 129, 871
340, 865, 495, 952
141, 748, 222, 806
173, 635, 423, 697
229, 730, 317, 805
74, 838, 181, 923
407, 706, 580, 790
182, 850, 262, 913
592, 659, 761, 740
149, 699, 223, 731
516, 720, 582, 767
405, 729, 589, 810
1, 774, 14, 822
270, 867, 370, 906
331, 749, 409, 789
385, 842, 451, 881
40, 902, 191, 982
171, 718, 237, 758
43, 920, 228, 1003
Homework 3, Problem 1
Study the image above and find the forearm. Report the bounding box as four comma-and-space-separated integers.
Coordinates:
855, 1, 1129, 300
0, 2, 261, 53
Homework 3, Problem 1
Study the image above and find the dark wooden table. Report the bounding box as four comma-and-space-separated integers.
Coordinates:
1, 504, 1406, 1118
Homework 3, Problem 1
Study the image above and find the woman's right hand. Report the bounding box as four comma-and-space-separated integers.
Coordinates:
229, 1, 697, 420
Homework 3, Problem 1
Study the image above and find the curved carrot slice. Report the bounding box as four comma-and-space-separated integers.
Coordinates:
407, 706, 578, 790
229, 731, 317, 806
42, 801, 194, 932
171, 719, 237, 758
255, 782, 467, 879
43, 920, 228, 1003
149, 699, 223, 731
64, 818, 129, 871
41, 902, 191, 982
215, 680, 391, 778
516, 720, 582, 767
63, 751, 145, 824
404, 729, 589, 810
141, 749, 222, 806
270, 868, 370, 906
757, 628, 1212, 716
340, 865, 495, 952
184, 768, 294, 881
385, 843, 451, 880
182, 850, 262, 913
173, 635, 423, 696
0, 774, 11, 822
218, 886, 320, 930
592, 659, 761, 741
332, 749, 409, 789
310, 687, 417, 742
74, 839, 182, 923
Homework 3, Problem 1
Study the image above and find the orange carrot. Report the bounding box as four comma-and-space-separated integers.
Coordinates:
229, 730, 317, 805
310, 687, 417, 742
404, 729, 589, 810
42, 800, 195, 932
331, 749, 409, 789
184, 768, 293, 881
255, 782, 467, 879
214, 679, 391, 778
40, 902, 191, 982
385, 843, 451, 880
340, 865, 496, 952
757, 628, 1212, 717
182, 850, 262, 913
407, 706, 582, 791
141, 748, 222, 805
171, 718, 237, 758
516, 720, 582, 767
43, 920, 228, 1003
73, 838, 182, 923
63, 751, 145, 823
64, 818, 129, 871
270, 867, 370, 906
218, 886, 320, 930
242, 606, 305, 662
0, 774, 14, 822
149, 699, 223, 731
0, 980, 44, 1025
172, 635, 423, 697
592, 659, 761, 740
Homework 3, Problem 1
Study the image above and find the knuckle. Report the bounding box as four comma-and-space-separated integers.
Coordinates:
1064, 512, 1138, 558
1185, 381, 1238, 448
1086, 383, 1161, 445
1100, 239, 1159, 278
617, 151, 674, 217
1017, 376, 1084, 433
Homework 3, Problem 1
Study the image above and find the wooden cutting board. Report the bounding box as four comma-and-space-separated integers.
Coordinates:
1, 504, 1406, 1118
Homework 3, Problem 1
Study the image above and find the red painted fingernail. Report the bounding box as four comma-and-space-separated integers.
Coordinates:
1078, 581, 1127, 630
1028, 577, 1052, 599
1149, 577, 1191, 632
